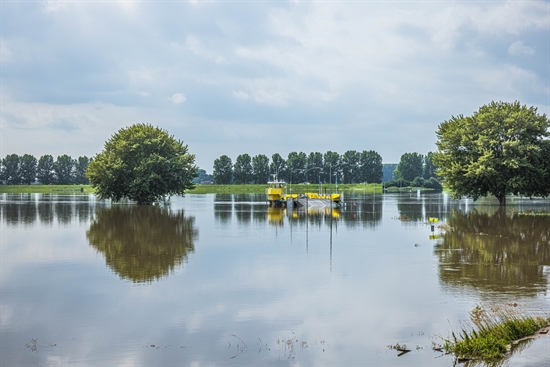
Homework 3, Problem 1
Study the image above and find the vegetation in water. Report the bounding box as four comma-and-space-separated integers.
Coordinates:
442, 304, 550, 360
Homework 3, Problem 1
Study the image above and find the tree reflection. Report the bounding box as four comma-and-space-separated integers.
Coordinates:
87, 206, 198, 283
435, 210, 550, 296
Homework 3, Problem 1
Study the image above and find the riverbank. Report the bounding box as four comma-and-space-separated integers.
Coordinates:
0, 183, 384, 195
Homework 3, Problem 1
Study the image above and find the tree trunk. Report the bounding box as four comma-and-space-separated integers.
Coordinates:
497, 194, 506, 206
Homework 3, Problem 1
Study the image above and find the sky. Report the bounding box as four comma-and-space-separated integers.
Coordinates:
1, 0, 549, 171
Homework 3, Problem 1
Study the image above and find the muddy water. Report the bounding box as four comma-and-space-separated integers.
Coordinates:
1, 192, 548, 366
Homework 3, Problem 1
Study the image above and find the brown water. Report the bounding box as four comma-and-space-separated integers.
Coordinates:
1, 192, 548, 366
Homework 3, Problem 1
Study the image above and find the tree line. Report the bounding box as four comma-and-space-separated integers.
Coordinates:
0, 154, 92, 185
212, 150, 384, 185
386, 152, 442, 189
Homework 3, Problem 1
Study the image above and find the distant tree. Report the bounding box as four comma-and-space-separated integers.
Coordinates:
394, 152, 424, 182
359, 150, 383, 183
341, 150, 360, 184
20, 154, 38, 185
233, 153, 253, 184
74, 156, 91, 184
382, 163, 398, 183
287, 152, 307, 183
193, 169, 213, 184
37, 155, 56, 184
2, 154, 21, 184
87, 124, 198, 204
306, 152, 323, 183
252, 154, 270, 184
434, 101, 550, 206
323, 151, 341, 184
213, 155, 233, 184
270, 153, 286, 181
54, 155, 75, 184
423, 152, 437, 180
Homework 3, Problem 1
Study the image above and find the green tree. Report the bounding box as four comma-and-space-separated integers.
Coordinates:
74, 156, 91, 184
87, 124, 198, 204
252, 154, 270, 184
323, 151, 341, 183
54, 155, 75, 184
434, 101, 550, 206
341, 150, 360, 184
37, 155, 56, 184
193, 169, 213, 184
306, 152, 323, 183
393, 152, 424, 181
213, 155, 233, 184
423, 151, 437, 180
270, 153, 286, 181
359, 150, 383, 183
233, 153, 253, 184
2, 154, 21, 184
382, 163, 398, 183
20, 154, 37, 185
287, 152, 307, 183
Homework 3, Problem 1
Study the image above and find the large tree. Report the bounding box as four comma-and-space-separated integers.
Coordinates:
393, 152, 424, 182
233, 153, 253, 184
37, 155, 56, 184
270, 153, 286, 181
74, 156, 91, 184
306, 152, 323, 183
252, 154, 270, 184
423, 152, 437, 180
20, 154, 37, 185
359, 150, 383, 183
2, 154, 21, 184
286, 152, 307, 183
341, 150, 360, 184
434, 101, 550, 206
323, 151, 341, 184
213, 155, 233, 184
87, 124, 198, 205
54, 155, 75, 184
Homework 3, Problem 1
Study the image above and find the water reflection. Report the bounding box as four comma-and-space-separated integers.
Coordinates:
0, 194, 96, 226
86, 206, 198, 283
435, 209, 550, 297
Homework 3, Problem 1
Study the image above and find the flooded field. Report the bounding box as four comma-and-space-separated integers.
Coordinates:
1, 192, 549, 366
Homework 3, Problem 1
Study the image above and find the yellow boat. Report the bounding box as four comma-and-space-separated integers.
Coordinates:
266, 178, 340, 208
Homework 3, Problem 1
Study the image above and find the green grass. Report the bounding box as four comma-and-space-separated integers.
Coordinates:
0, 183, 383, 195
444, 304, 550, 360
0, 185, 95, 194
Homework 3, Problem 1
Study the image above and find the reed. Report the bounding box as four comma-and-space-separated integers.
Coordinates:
444, 304, 550, 360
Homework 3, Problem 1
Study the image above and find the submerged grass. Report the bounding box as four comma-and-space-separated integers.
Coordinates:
0, 185, 94, 194
444, 304, 550, 360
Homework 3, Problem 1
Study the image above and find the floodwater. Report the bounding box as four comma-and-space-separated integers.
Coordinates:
1, 192, 549, 367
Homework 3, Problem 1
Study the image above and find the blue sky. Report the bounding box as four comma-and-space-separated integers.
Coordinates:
1, 0, 549, 171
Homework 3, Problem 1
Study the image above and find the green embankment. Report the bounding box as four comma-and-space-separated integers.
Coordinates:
0, 185, 95, 194
0, 183, 384, 195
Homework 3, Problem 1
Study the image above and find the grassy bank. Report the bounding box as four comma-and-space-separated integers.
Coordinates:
0, 183, 384, 195
443, 304, 550, 360
0, 185, 95, 194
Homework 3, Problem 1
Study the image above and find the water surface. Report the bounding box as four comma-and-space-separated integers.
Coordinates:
1, 192, 549, 366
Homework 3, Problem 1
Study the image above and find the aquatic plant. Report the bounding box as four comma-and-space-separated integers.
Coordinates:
444, 304, 550, 360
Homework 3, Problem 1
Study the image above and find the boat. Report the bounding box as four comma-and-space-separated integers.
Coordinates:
266, 176, 341, 208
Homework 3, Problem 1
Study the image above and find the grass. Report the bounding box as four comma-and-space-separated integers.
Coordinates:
443, 304, 550, 360
0, 185, 95, 194
0, 183, 383, 195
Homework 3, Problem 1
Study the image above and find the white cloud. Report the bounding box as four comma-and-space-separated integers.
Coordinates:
185, 35, 228, 65
508, 40, 535, 56
231, 90, 249, 101
168, 93, 186, 104
137, 91, 151, 97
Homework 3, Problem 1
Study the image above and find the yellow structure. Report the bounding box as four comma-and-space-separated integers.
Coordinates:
266, 178, 340, 207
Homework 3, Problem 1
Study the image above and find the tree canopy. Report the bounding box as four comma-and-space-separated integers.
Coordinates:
86, 124, 198, 205
434, 101, 550, 205
213, 155, 233, 184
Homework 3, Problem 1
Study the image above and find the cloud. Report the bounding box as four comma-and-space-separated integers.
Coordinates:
231, 90, 249, 101
508, 40, 535, 56
167, 93, 186, 104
